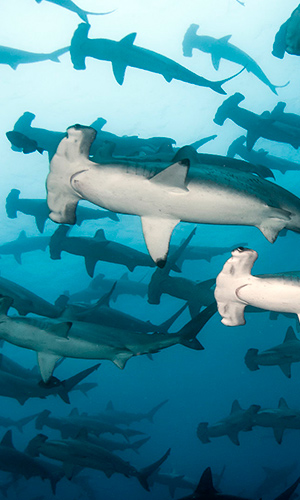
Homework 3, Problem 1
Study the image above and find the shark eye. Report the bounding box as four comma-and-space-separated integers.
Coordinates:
236, 247, 246, 252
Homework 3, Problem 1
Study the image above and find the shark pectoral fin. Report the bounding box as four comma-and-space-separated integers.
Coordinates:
258, 210, 291, 243
227, 430, 240, 445
211, 53, 221, 70
141, 216, 180, 266
112, 61, 127, 85
246, 131, 259, 150
273, 427, 284, 444
150, 159, 190, 191
35, 215, 47, 233
37, 352, 62, 383
84, 256, 98, 277
279, 363, 292, 378
14, 252, 22, 264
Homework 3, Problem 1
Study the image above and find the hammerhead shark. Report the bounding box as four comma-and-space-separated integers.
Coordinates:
0, 231, 49, 264
70, 23, 243, 93
35, 0, 114, 23
47, 125, 300, 267
182, 24, 287, 94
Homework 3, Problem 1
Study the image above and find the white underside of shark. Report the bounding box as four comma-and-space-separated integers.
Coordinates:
46, 126, 300, 266
214, 247, 300, 326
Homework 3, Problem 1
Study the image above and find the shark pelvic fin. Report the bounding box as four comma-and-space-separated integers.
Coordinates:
257, 210, 291, 243
141, 216, 180, 267
37, 352, 62, 382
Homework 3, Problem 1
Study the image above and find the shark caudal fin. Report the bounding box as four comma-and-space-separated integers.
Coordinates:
146, 399, 169, 423
70, 23, 90, 70
182, 24, 200, 57
137, 448, 171, 491
16, 414, 39, 433
58, 363, 100, 403
157, 303, 188, 333
48, 47, 70, 63
214, 92, 246, 125
197, 422, 211, 443
210, 67, 245, 95
244, 348, 259, 371
49, 225, 70, 260
5, 189, 20, 219
130, 436, 151, 454
177, 301, 217, 350
35, 410, 51, 430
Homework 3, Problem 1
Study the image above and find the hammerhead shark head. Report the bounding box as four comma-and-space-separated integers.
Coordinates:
70, 23, 243, 93
182, 24, 287, 94
35, 0, 114, 23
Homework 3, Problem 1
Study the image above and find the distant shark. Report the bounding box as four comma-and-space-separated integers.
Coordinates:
35, 0, 114, 23
253, 398, 300, 444
0, 231, 49, 264
69, 23, 243, 93
46, 125, 300, 267
0, 44, 69, 69
182, 24, 287, 94
245, 326, 300, 378
197, 400, 260, 445
272, 4, 300, 59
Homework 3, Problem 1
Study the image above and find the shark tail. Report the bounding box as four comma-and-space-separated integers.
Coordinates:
197, 422, 211, 443
5, 189, 20, 219
48, 46, 70, 63
60, 363, 100, 402
244, 348, 259, 371
146, 399, 169, 423
157, 303, 188, 333
210, 66, 246, 95
75, 382, 98, 396
35, 410, 51, 430
16, 413, 38, 432
130, 436, 151, 454
177, 301, 217, 350
137, 448, 171, 491
49, 225, 70, 260
77, 9, 116, 23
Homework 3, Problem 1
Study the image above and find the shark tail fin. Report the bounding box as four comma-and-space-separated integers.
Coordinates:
61, 363, 100, 396
49, 225, 70, 260
178, 302, 217, 350
5, 189, 20, 219
35, 410, 51, 430
244, 348, 259, 371
25, 433, 48, 457
210, 67, 245, 95
138, 448, 171, 491
197, 423, 211, 443
130, 436, 151, 454
158, 303, 188, 333
146, 399, 169, 423
48, 46, 70, 63
16, 413, 38, 432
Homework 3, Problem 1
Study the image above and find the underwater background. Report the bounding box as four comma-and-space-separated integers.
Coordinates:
1, 0, 300, 498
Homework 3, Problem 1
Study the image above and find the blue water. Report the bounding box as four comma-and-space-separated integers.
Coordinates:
1, 0, 300, 498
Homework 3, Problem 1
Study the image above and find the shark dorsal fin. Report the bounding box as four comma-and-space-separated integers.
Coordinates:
106, 400, 114, 411
196, 467, 217, 495
150, 160, 190, 191
278, 397, 289, 409
69, 408, 79, 417
120, 33, 137, 45
94, 229, 107, 241
1, 430, 14, 448
219, 34, 232, 43
17, 230, 27, 240
231, 400, 242, 414
47, 322, 72, 338
284, 326, 297, 343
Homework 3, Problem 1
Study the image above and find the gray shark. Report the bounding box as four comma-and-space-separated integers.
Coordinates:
82, 434, 151, 455
46, 125, 300, 267
6, 131, 44, 154
253, 398, 300, 444
0, 355, 99, 405
0, 44, 69, 69
27, 432, 170, 490
67, 272, 148, 304
0, 414, 36, 433
182, 24, 285, 94
0, 275, 65, 317
70, 23, 243, 93
0, 296, 216, 381
270, 101, 300, 129
35, 408, 145, 441
6, 189, 119, 233
272, 4, 300, 58
0, 231, 49, 264
85, 399, 168, 426
214, 93, 300, 150
227, 136, 300, 174
148, 469, 197, 497
35, 0, 114, 23
197, 400, 261, 445
49, 225, 158, 277
255, 462, 299, 498
245, 327, 300, 378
